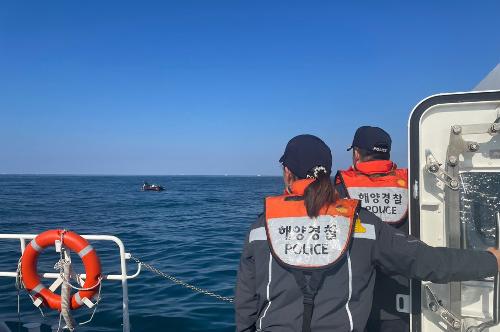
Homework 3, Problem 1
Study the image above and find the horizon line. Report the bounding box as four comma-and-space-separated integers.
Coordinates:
0, 173, 282, 177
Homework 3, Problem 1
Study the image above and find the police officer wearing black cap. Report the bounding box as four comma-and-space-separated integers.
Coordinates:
235, 134, 500, 332
336, 126, 410, 332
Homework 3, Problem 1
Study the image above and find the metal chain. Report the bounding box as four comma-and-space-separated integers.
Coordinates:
130, 255, 234, 303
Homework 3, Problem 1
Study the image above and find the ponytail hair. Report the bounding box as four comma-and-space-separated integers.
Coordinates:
303, 166, 338, 218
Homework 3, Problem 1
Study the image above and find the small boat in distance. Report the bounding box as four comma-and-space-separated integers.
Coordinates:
141, 181, 165, 192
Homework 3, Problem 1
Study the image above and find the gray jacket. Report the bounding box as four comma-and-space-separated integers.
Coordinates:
235, 206, 497, 332
335, 177, 410, 322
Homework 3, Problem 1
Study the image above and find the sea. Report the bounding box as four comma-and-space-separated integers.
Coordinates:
0, 175, 284, 332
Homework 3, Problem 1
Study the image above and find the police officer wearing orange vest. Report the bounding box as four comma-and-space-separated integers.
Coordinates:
336, 126, 410, 332
236, 134, 500, 332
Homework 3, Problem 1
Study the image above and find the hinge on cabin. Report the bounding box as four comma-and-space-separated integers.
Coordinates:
425, 284, 462, 330
425, 152, 460, 190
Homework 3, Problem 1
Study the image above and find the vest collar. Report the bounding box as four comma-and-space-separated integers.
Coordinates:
288, 178, 315, 195
352, 160, 396, 175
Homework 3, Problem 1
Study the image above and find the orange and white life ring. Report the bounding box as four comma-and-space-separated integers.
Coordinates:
21, 229, 101, 310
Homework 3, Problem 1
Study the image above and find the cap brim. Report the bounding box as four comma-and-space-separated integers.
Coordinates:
346, 146, 353, 151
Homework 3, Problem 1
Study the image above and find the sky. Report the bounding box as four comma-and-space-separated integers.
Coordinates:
1, 1, 500, 175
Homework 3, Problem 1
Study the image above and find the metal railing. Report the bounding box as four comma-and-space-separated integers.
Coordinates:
0, 233, 141, 332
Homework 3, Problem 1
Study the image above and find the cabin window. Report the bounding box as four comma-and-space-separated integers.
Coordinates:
459, 172, 500, 250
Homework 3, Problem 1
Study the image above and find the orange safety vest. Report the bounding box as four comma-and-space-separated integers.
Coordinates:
337, 161, 408, 224
265, 189, 359, 270
264, 180, 360, 332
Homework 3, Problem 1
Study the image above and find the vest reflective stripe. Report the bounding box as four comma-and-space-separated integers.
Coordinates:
265, 197, 359, 270
339, 169, 408, 224
353, 223, 376, 240
345, 250, 353, 331
249, 227, 267, 243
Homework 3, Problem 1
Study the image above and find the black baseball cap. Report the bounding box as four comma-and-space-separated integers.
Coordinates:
279, 134, 332, 179
347, 126, 391, 153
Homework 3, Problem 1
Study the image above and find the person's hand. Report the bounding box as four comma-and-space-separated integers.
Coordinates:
487, 247, 500, 271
